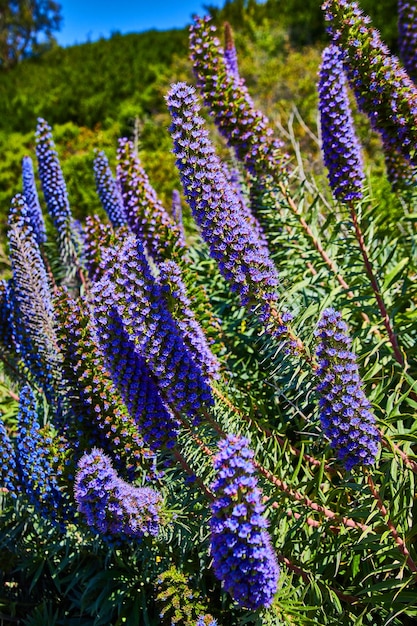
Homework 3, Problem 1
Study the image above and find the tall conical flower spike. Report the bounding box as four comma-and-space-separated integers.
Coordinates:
315, 308, 380, 470
0, 414, 18, 496
166, 82, 280, 323
16, 385, 65, 522
8, 195, 63, 404
318, 44, 365, 202
21, 156, 47, 245
117, 138, 186, 262
93, 150, 126, 228
210, 434, 280, 609
399, 0, 417, 84
82, 215, 129, 282
35, 118, 80, 275
224, 22, 240, 79
91, 304, 180, 451
158, 260, 221, 380
74, 448, 162, 539
190, 16, 287, 182
55, 289, 153, 473
322, 0, 417, 164
91, 234, 213, 423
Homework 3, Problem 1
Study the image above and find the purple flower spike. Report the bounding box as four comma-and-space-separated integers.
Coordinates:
16, 385, 64, 520
117, 138, 186, 262
93, 305, 180, 450
8, 195, 62, 404
91, 234, 213, 423
190, 16, 287, 182
166, 82, 280, 323
210, 434, 279, 610
318, 45, 365, 202
93, 150, 126, 228
399, 0, 417, 84
322, 0, 417, 165
224, 22, 240, 79
315, 308, 380, 470
35, 118, 79, 271
0, 413, 18, 496
21, 156, 47, 245
75, 448, 162, 539
158, 260, 221, 381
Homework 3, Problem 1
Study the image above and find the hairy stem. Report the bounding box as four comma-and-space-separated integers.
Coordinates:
367, 474, 417, 579
349, 203, 404, 366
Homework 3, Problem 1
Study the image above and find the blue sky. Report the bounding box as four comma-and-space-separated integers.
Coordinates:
56, 1, 225, 47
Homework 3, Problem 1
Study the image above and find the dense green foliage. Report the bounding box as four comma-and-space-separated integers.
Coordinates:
0, 28, 188, 133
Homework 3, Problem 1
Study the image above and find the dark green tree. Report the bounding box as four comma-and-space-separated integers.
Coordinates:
0, 0, 62, 69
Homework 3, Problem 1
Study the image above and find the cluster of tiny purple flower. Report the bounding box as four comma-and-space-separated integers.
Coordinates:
92, 305, 180, 451
315, 308, 380, 470
0, 412, 18, 496
223, 22, 240, 80
93, 150, 126, 228
56, 291, 153, 474
318, 44, 365, 202
323, 0, 417, 165
210, 434, 279, 609
35, 118, 79, 269
0, 280, 14, 356
74, 447, 162, 539
166, 82, 280, 321
116, 137, 185, 262
189, 16, 286, 182
158, 260, 220, 381
15, 385, 64, 520
399, 0, 417, 84
92, 234, 213, 425
8, 194, 62, 404
21, 156, 47, 246
35, 118, 72, 225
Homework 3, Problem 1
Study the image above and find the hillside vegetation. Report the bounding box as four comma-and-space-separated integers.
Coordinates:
0, 0, 401, 230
